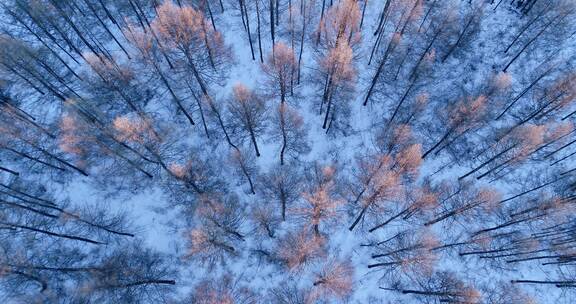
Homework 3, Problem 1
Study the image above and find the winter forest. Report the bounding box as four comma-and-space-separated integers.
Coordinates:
0, 0, 576, 303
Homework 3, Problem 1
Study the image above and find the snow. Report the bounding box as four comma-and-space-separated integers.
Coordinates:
2, 0, 576, 303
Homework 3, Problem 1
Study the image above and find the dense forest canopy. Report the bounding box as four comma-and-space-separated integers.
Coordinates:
0, 0, 575, 303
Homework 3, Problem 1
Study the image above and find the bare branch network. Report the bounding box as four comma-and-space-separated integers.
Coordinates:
0, 0, 575, 303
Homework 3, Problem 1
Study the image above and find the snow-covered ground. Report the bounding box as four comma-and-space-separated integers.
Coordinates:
2, 0, 576, 303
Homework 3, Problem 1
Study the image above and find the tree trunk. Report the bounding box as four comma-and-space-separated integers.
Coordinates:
270, 0, 276, 56
459, 144, 517, 180
511, 279, 576, 285
0, 146, 65, 172
0, 166, 19, 176
497, 64, 555, 119
297, 1, 306, 84
0, 183, 55, 205
249, 127, 261, 157
0, 201, 58, 218
502, 16, 556, 72
280, 187, 287, 221
241, 0, 256, 60
1, 221, 104, 244
369, 208, 409, 232
81, 0, 131, 59
386, 79, 416, 128
422, 127, 455, 158
189, 86, 210, 138
322, 92, 333, 129
316, 0, 326, 45
359, 0, 368, 29
256, 0, 264, 62
280, 105, 288, 165
349, 204, 369, 231
418, 0, 438, 31
153, 60, 196, 126
442, 14, 475, 62
504, 13, 543, 53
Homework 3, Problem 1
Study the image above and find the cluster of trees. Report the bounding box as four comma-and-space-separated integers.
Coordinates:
0, 0, 575, 303
0, 178, 175, 302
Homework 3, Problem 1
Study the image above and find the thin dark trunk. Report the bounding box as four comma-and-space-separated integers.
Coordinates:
256, 0, 264, 62
249, 127, 261, 157
359, 0, 368, 29
275, 0, 279, 26
322, 92, 333, 129
373, 0, 390, 36
297, 1, 306, 84
459, 144, 517, 180
280, 187, 287, 221
0, 183, 55, 205
500, 176, 567, 205
238, 153, 256, 194
425, 201, 483, 226
512, 279, 576, 286
504, 13, 543, 53
280, 105, 287, 165
368, 21, 384, 65
422, 127, 455, 158
497, 65, 555, 119
270, 0, 276, 56
387, 80, 416, 127
370, 208, 409, 232
241, 0, 256, 60
503, 16, 556, 72
0, 166, 19, 176
201, 20, 216, 69
409, 28, 442, 79
112, 279, 176, 288
1, 221, 104, 244
349, 204, 369, 231
316, 0, 326, 45
367, 261, 401, 268
473, 215, 541, 236
0, 199, 58, 218
81, 0, 131, 59
96, 142, 153, 179
418, 0, 438, 31
1, 146, 65, 172
442, 14, 475, 62
205, 0, 217, 31
189, 87, 210, 138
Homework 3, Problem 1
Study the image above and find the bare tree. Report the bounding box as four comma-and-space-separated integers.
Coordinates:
269, 103, 310, 165
368, 229, 438, 280
250, 204, 281, 238
314, 0, 360, 133
425, 181, 501, 227
460, 124, 546, 180
311, 257, 354, 302
229, 147, 258, 194
228, 84, 268, 157
0, 179, 175, 303
185, 193, 246, 266
348, 145, 422, 231
381, 271, 481, 304
259, 165, 302, 221
276, 229, 325, 272
293, 165, 343, 236
185, 274, 256, 303
261, 42, 296, 104
150, 0, 232, 136
483, 283, 537, 304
